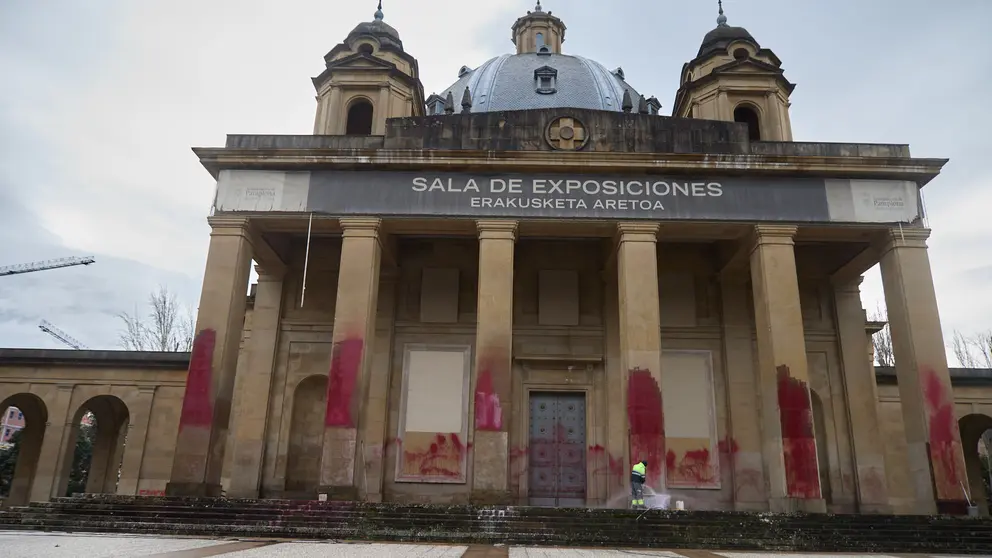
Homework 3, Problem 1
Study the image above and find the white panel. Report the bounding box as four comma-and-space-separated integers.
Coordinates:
214, 170, 310, 212
403, 349, 467, 433
825, 178, 919, 223
660, 351, 715, 439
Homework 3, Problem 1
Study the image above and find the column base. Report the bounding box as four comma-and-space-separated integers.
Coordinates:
936, 499, 971, 516
858, 502, 893, 514
165, 482, 224, 497
470, 489, 514, 506
316, 485, 359, 502
768, 496, 827, 514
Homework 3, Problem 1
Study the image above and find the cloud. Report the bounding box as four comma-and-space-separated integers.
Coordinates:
1, 0, 989, 360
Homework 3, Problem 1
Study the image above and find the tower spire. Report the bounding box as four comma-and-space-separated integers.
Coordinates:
374, 0, 384, 20
535, 1, 543, 11
717, 0, 727, 26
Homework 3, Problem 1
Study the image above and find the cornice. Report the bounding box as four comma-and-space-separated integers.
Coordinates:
193, 147, 949, 185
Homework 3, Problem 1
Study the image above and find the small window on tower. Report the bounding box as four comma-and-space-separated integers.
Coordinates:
734, 105, 762, 141
346, 99, 374, 135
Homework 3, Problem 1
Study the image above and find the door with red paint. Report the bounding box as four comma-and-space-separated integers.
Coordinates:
528, 392, 587, 507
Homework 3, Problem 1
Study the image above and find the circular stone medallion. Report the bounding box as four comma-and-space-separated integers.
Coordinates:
546, 116, 588, 151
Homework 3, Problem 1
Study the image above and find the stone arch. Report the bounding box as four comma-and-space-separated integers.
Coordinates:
59, 395, 130, 497
345, 97, 374, 135
733, 102, 762, 141
810, 389, 832, 504
959, 413, 992, 515
0, 393, 47, 506
285, 375, 328, 494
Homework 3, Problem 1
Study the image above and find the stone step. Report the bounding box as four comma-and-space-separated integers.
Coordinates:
6, 496, 991, 555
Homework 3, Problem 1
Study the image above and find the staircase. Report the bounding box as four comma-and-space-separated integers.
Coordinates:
2, 495, 991, 554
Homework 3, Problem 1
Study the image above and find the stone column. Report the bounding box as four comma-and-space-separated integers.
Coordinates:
318, 218, 382, 500
471, 219, 517, 504
749, 224, 825, 513
616, 222, 665, 489
833, 277, 891, 513
117, 387, 156, 495
227, 265, 285, 498
719, 273, 767, 509
878, 227, 967, 514
166, 217, 253, 497
30, 385, 72, 502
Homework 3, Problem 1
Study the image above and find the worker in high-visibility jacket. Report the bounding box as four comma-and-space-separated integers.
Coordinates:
630, 460, 648, 509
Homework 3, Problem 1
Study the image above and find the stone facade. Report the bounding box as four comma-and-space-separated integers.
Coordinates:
0, 3, 985, 518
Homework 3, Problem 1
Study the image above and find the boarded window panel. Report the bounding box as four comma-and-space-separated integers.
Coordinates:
403, 349, 466, 433
420, 268, 459, 323
661, 350, 720, 489
538, 270, 579, 326
397, 345, 471, 483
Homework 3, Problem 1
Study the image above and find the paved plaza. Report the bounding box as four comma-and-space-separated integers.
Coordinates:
0, 531, 988, 558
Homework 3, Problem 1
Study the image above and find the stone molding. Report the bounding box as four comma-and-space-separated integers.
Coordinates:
616, 221, 660, 242
207, 216, 250, 237
751, 224, 797, 250
339, 217, 382, 239
833, 275, 865, 295
880, 226, 931, 253
254, 264, 285, 280
477, 219, 518, 241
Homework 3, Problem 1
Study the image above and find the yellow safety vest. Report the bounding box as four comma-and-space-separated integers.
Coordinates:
632, 462, 646, 476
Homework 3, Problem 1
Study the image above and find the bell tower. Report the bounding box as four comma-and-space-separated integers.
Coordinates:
672, 1, 796, 141
512, 1, 567, 54
311, 2, 425, 135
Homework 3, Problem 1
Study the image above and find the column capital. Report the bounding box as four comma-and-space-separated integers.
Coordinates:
616, 221, 660, 241
339, 217, 382, 239
207, 216, 250, 237
752, 224, 797, 249
477, 219, 518, 241
254, 264, 285, 280
833, 275, 864, 295
880, 226, 930, 251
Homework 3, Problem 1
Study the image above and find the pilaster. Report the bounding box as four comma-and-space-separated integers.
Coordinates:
117, 387, 156, 495
834, 277, 891, 513
878, 227, 967, 514
167, 216, 253, 497
749, 224, 825, 513
31, 384, 73, 502
719, 270, 767, 510
227, 265, 286, 498
318, 217, 383, 500
616, 222, 665, 489
471, 219, 517, 504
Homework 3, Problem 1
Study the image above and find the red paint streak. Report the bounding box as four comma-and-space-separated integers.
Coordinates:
509, 446, 529, 486
138, 489, 166, 496
178, 328, 216, 428
589, 446, 625, 487
777, 365, 820, 499
735, 468, 763, 499
325, 338, 364, 427
474, 368, 503, 431
718, 437, 739, 455
922, 366, 965, 499
667, 447, 718, 486
627, 368, 665, 486
402, 433, 465, 478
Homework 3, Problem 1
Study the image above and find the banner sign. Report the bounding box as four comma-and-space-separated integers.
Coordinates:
213, 170, 920, 224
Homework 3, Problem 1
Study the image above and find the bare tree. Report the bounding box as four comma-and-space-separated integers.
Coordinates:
953, 329, 992, 369
117, 286, 195, 352
867, 304, 895, 367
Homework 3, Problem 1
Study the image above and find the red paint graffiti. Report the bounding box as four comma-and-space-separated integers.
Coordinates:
474, 368, 503, 431
777, 365, 820, 499
627, 368, 665, 486
718, 437, 739, 455
138, 489, 166, 496
589, 445, 625, 487
922, 366, 965, 499
325, 337, 364, 427
667, 448, 718, 486
179, 328, 216, 428
402, 433, 465, 478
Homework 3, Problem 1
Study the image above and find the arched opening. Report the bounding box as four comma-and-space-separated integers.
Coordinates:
59, 395, 130, 497
285, 375, 328, 494
959, 414, 992, 515
536, 32, 545, 49
733, 105, 762, 141
0, 394, 48, 506
345, 99, 374, 135
810, 390, 832, 504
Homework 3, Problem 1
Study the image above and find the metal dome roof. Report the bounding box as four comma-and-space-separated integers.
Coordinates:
437, 52, 645, 114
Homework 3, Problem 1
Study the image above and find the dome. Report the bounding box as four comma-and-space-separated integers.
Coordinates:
697, 24, 756, 58
347, 19, 403, 50
437, 53, 645, 114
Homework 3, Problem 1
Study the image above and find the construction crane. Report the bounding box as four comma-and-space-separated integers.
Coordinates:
0, 256, 96, 277
38, 320, 89, 350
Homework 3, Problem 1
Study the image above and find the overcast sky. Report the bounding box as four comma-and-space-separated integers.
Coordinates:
0, 0, 989, 362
